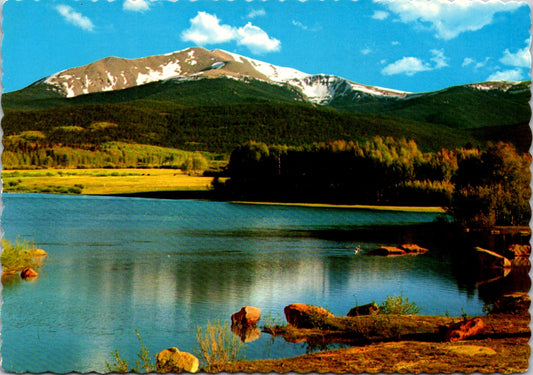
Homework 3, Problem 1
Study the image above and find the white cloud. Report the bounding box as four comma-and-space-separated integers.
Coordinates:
381, 49, 448, 76
430, 49, 448, 69
499, 41, 531, 68
56, 5, 95, 31
361, 48, 372, 55
382, 57, 431, 76
391, 41, 400, 46
181, 11, 280, 54
123, 0, 150, 12
487, 68, 524, 81
475, 57, 490, 69
374, 0, 525, 40
181, 12, 235, 44
236, 22, 281, 54
247, 9, 266, 19
292, 20, 308, 30
372, 10, 389, 20
462, 57, 474, 67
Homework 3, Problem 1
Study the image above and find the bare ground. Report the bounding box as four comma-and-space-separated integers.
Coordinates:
216, 314, 530, 373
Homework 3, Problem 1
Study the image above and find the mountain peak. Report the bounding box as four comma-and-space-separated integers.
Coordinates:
37, 47, 411, 104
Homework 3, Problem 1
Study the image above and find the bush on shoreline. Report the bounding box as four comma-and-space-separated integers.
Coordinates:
1, 238, 38, 273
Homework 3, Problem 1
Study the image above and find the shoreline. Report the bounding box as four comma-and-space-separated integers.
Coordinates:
230, 200, 445, 212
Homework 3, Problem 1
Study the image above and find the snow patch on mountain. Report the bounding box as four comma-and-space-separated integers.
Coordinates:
136, 60, 183, 86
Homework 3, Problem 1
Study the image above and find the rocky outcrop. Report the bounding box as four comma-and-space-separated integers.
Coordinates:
444, 317, 485, 342
20, 267, 39, 280
347, 302, 379, 316
474, 247, 511, 270
491, 292, 531, 314
156, 347, 199, 373
284, 303, 334, 328
231, 306, 261, 326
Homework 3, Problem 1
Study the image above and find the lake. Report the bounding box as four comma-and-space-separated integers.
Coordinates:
0, 193, 525, 372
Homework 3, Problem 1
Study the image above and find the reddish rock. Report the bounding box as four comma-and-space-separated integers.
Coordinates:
20, 267, 39, 280
284, 303, 333, 328
444, 317, 485, 342
399, 244, 429, 254
156, 347, 199, 373
231, 306, 261, 326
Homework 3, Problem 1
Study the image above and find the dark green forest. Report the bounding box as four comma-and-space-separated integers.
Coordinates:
216, 138, 531, 227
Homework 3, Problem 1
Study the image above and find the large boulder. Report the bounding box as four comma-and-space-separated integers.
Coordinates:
474, 247, 511, 270
347, 302, 379, 317
491, 292, 531, 314
231, 306, 261, 326
444, 317, 485, 342
284, 303, 333, 328
156, 347, 199, 373
20, 267, 39, 280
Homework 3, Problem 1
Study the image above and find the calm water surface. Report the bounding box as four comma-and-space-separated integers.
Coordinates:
0, 193, 517, 372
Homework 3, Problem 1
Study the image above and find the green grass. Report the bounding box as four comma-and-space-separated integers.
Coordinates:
2, 168, 215, 195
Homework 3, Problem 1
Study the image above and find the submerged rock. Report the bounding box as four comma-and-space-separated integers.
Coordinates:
156, 347, 199, 373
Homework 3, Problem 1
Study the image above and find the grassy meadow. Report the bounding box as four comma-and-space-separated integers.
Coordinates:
2, 168, 215, 195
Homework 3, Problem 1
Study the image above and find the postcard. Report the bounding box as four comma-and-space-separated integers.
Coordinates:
1, 0, 530, 373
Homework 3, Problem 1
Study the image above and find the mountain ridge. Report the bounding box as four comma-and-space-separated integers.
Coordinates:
32, 46, 411, 104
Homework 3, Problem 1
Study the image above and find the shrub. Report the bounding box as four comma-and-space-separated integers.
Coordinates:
378, 294, 422, 315
195, 319, 245, 372
105, 329, 155, 373
1, 238, 37, 273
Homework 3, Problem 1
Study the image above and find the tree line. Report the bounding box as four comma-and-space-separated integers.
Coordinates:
216, 138, 531, 227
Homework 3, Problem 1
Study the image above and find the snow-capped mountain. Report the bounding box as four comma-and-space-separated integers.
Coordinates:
40, 46, 409, 104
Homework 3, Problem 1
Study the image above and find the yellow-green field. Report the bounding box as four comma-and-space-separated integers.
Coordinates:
231, 201, 445, 213
2, 169, 215, 195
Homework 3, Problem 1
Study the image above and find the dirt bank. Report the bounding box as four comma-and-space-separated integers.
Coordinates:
218, 314, 530, 373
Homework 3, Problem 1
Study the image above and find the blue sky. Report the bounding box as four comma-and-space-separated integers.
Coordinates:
2, 0, 531, 93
